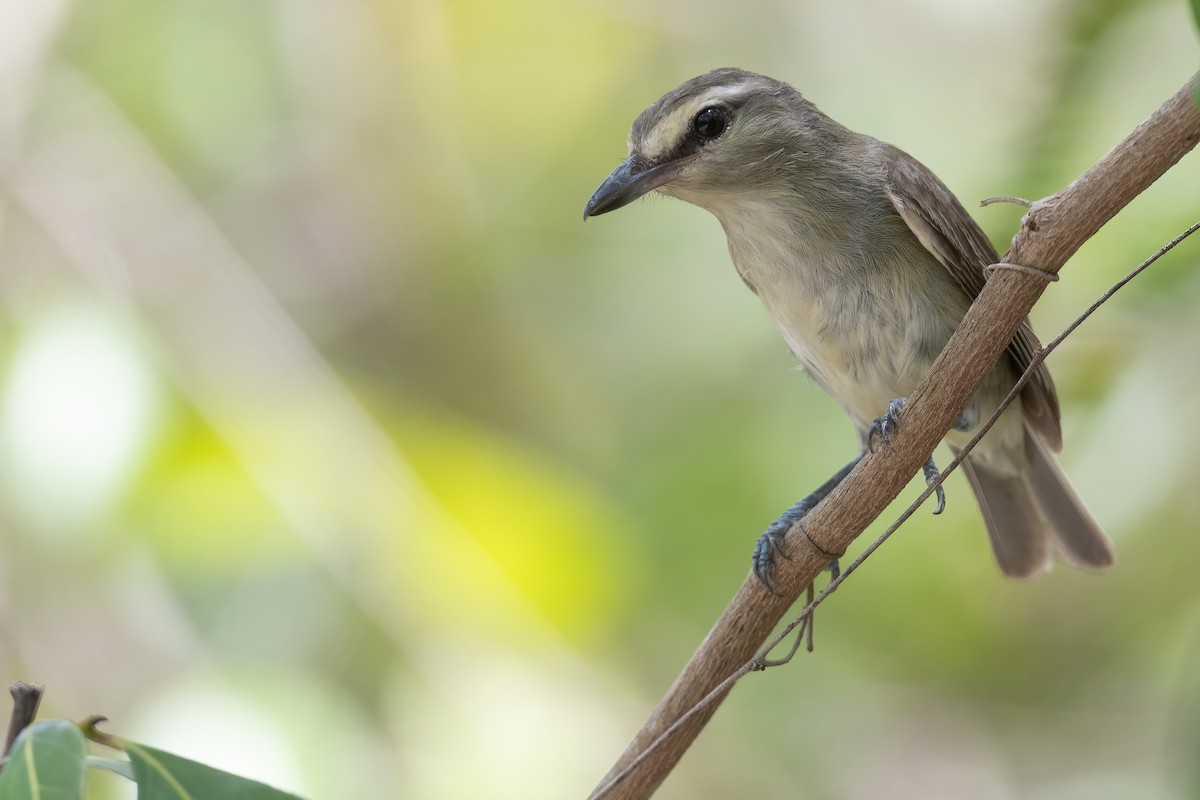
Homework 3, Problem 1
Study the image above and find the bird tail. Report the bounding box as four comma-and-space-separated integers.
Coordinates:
1023, 433, 1115, 571
954, 432, 1114, 579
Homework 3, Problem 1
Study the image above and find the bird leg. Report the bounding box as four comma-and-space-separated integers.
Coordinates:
752, 454, 862, 591
753, 397, 970, 590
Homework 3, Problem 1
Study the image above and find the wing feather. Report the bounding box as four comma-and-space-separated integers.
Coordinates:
883, 146, 1062, 451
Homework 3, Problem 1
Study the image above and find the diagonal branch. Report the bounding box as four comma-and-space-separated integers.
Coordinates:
589, 72, 1200, 800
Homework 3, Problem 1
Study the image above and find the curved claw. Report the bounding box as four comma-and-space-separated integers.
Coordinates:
867, 397, 908, 452
922, 454, 947, 515
752, 521, 792, 592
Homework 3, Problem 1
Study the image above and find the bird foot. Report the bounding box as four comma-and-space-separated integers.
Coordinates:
752, 456, 861, 590
866, 398, 949, 514
922, 454, 947, 515
753, 508, 840, 594
754, 510, 845, 591
752, 500, 811, 592
867, 397, 908, 451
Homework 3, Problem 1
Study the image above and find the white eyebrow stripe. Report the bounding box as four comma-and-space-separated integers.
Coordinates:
698, 82, 756, 103
637, 81, 756, 160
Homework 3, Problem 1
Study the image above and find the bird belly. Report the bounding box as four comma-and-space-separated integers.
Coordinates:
765, 278, 1025, 470
738, 246, 951, 428
717, 200, 1009, 441
775, 310, 925, 432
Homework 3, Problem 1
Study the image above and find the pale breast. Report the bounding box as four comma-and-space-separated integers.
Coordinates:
719, 201, 967, 432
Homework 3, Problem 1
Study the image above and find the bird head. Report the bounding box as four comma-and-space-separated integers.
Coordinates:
583, 68, 837, 219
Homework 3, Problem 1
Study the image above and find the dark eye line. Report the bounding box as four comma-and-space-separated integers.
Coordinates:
654, 105, 734, 164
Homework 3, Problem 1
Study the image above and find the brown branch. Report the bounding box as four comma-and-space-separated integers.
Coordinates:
589, 72, 1200, 800
592, 217, 1200, 800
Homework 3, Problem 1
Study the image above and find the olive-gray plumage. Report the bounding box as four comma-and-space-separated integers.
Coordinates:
585, 68, 1114, 579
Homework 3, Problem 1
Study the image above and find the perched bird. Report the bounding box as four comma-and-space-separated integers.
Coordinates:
583, 68, 1114, 586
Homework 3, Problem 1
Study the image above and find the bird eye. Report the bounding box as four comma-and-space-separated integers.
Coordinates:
692, 107, 728, 141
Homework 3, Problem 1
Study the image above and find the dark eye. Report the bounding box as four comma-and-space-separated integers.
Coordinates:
692, 107, 728, 141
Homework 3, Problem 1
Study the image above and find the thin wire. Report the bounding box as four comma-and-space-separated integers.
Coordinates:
986, 261, 1060, 281
588, 664, 756, 800
589, 219, 1200, 800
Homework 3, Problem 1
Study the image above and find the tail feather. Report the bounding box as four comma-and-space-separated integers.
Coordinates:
958, 451, 1051, 579
1024, 434, 1115, 571
955, 432, 1114, 578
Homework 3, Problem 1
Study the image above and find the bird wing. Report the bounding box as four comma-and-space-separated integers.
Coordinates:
883, 145, 1062, 452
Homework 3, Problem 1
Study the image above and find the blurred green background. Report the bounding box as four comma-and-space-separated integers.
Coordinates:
1, 0, 1199, 798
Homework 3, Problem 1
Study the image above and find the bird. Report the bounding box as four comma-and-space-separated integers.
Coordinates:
583, 68, 1114, 587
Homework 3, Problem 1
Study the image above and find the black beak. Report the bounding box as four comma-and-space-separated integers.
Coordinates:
583, 155, 685, 219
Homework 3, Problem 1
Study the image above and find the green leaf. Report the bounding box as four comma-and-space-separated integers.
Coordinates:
85, 756, 135, 781
123, 742, 306, 800
0, 720, 87, 800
